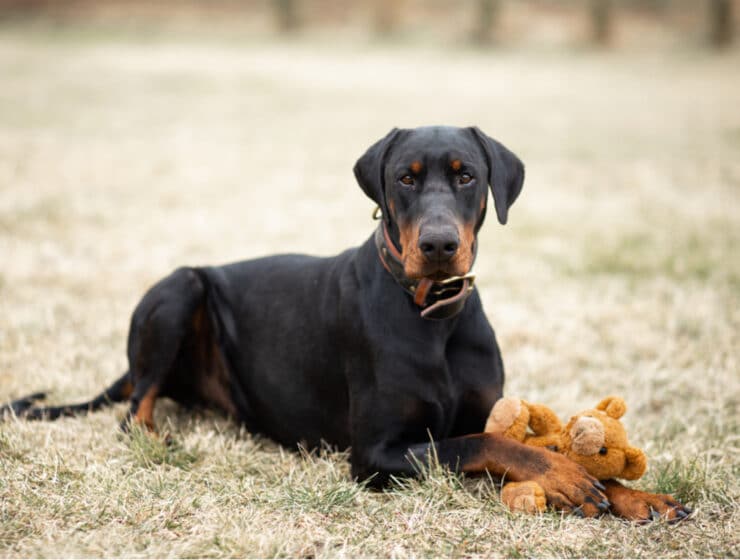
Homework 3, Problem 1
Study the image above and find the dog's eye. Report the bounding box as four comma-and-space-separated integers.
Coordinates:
399, 175, 415, 187
599, 447, 608, 455
458, 173, 474, 186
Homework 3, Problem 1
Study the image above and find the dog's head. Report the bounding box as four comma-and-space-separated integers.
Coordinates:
354, 126, 524, 280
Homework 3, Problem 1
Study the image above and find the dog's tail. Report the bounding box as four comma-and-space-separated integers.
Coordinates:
1, 371, 133, 421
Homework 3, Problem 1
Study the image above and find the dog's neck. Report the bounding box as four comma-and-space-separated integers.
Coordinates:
374, 222, 475, 320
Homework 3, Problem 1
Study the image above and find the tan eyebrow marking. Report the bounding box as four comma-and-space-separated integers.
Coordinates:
410, 160, 423, 174
450, 159, 462, 171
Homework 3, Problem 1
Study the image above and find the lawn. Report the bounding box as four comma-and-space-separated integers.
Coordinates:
0, 22, 738, 558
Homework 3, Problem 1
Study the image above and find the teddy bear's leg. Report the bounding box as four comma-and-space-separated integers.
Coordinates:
602, 480, 691, 523
501, 481, 547, 514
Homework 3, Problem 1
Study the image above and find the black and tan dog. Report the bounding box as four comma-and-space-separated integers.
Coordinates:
3, 126, 688, 521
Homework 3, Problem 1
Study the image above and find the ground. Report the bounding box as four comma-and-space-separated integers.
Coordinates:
0, 23, 738, 558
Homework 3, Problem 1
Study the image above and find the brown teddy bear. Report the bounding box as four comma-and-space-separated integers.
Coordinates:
485, 396, 649, 516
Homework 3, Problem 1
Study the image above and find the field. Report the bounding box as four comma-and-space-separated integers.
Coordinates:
0, 22, 738, 558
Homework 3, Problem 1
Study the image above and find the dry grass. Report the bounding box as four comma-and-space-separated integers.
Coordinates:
1, 21, 739, 558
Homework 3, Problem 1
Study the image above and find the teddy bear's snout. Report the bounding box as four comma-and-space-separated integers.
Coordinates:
569, 416, 605, 455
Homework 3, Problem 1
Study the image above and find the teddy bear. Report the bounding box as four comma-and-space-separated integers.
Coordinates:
485, 396, 648, 515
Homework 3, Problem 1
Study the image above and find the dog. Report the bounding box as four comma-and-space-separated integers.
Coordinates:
3, 126, 689, 521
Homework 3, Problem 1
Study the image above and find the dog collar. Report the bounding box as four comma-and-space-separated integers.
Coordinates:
374, 222, 476, 321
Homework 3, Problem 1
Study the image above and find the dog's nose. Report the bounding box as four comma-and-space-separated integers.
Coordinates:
418, 230, 459, 263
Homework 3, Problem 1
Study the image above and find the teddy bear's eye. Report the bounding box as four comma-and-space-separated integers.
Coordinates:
599, 447, 608, 455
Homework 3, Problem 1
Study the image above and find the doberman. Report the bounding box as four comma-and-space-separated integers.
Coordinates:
3, 126, 689, 521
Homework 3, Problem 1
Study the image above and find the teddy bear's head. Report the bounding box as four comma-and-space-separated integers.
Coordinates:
560, 396, 647, 481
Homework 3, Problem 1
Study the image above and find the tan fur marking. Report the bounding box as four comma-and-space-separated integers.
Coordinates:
445, 221, 476, 276
410, 160, 422, 174
461, 433, 549, 477
192, 305, 238, 417
119, 381, 134, 400
450, 159, 462, 171
134, 385, 158, 431
398, 221, 426, 278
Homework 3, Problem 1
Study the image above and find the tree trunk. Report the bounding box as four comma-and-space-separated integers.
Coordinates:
275, 0, 298, 33
709, 0, 733, 48
474, 0, 500, 45
375, 0, 402, 37
590, 0, 613, 46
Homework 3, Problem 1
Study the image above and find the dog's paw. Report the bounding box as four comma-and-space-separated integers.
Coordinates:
528, 450, 610, 518
603, 480, 692, 523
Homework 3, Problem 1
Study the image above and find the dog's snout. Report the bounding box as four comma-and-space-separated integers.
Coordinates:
418, 229, 459, 263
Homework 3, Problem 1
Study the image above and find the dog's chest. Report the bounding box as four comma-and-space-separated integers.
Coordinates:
398, 378, 461, 441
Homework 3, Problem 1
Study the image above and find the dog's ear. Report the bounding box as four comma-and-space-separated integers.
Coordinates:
470, 127, 525, 225
353, 128, 401, 223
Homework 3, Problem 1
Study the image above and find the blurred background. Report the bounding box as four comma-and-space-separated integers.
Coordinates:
0, 0, 737, 48
0, 0, 738, 403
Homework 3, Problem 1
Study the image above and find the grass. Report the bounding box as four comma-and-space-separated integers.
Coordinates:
125, 423, 200, 471
1, 20, 739, 558
571, 222, 739, 286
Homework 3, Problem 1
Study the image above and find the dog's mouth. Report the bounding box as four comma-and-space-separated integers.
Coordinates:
418, 268, 471, 283
403, 261, 472, 282
411, 271, 477, 318
427, 271, 454, 282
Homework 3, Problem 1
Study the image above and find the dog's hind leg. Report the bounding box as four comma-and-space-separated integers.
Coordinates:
3, 267, 208, 433
120, 267, 206, 433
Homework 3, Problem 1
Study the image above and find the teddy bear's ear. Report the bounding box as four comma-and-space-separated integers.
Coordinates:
621, 446, 648, 480
569, 416, 605, 456
595, 396, 627, 419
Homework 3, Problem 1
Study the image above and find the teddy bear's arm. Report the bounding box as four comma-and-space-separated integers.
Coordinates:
527, 403, 563, 435
523, 433, 563, 449
522, 402, 564, 449
619, 446, 648, 480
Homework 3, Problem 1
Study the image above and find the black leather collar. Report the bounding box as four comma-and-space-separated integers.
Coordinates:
374, 223, 476, 320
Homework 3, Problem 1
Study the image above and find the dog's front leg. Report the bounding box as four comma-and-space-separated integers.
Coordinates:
354, 433, 610, 517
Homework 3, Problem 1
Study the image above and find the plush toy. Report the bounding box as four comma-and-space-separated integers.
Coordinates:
485, 396, 647, 515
